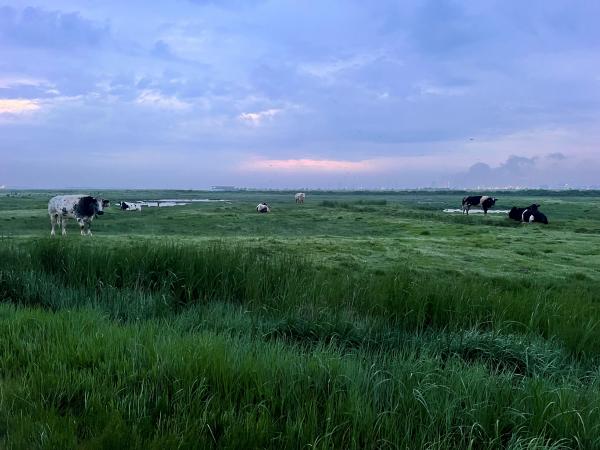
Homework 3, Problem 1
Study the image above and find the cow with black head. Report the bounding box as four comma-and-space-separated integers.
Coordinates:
118, 201, 142, 211
48, 195, 109, 236
462, 195, 497, 214
509, 204, 548, 224
256, 202, 270, 213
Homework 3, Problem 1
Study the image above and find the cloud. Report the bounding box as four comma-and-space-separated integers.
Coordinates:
457, 153, 600, 188
239, 108, 282, 124
299, 53, 385, 81
151, 40, 180, 60
0, 6, 109, 49
187, 0, 264, 8
547, 152, 566, 160
0, 76, 49, 89
408, 0, 488, 55
241, 157, 376, 172
135, 90, 191, 110
414, 81, 467, 97
0, 98, 40, 114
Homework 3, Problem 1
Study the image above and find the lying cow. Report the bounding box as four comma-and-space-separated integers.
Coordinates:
256, 202, 270, 213
295, 192, 306, 204
48, 195, 109, 236
509, 204, 548, 224
462, 195, 497, 215
118, 201, 142, 211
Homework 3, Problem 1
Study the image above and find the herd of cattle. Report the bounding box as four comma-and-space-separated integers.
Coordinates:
47, 192, 548, 236
461, 195, 549, 224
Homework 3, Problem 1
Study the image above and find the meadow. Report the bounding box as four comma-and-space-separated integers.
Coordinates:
1, 189, 600, 449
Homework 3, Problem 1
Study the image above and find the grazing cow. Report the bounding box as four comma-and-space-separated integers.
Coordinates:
295, 192, 306, 204
509, 204, 548, 224
462, 195, 497, 214
48, 195, 109, 236
256, 202, 270, 213
118, 201, 142, 211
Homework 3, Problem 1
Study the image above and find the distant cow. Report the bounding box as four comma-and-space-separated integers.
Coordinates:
295, 192, 306, 204
48, 195, 109, 236
118, 201, 142, 212
256, 202, 270, 213
462, 196, 497, 215
509, 204, 548, 224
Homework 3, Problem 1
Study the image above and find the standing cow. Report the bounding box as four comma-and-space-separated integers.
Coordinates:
256, 202, 270, 213
509, 204, 549, 224
48, 195, 109, 236
462, 196, 497, 215
295, 192, 306, 204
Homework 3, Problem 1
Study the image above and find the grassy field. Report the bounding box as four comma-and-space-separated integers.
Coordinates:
1, 189, 600, 449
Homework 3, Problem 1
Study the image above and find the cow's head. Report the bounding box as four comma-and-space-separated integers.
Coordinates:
77, 196, 104, 217
491, 198, 497, 205
94, 198, 109, 215
509, 207, 520, 221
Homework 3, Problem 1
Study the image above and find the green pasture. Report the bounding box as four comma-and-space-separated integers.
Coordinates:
1, 190, 600, 449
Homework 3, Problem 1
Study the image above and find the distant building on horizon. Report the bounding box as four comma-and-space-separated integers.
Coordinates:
211, 185, 239, 191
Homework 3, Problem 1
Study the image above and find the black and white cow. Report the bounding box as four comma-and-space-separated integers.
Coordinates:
118, 201, 142, 212
509, 204, 548, 224
462, 196, 497, 214
256, 202, 270, 213
48, 195, 109, 236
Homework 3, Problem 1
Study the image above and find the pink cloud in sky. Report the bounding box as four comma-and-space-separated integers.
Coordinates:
242, 158, 377, 171
0, 99, 40, 114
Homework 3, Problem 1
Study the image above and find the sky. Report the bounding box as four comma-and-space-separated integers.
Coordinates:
1, 0, 599, 189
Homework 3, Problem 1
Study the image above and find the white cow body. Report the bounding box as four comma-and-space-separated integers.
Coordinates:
119, 201, 142, 211
48, 195, 108, 236
295, 192, 306, 204
256, 202, 270, 213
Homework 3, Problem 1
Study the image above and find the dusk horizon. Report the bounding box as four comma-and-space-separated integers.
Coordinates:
2, 1, 599, 189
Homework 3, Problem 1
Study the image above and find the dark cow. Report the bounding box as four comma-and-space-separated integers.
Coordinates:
462, 195, 497, 215
509, 204, 548, 224
48, 195, 109, 236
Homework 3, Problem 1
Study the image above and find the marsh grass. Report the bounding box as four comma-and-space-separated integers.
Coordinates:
2, 240, 600, 355
2, 190, 600, 448
3, 303, 600, 449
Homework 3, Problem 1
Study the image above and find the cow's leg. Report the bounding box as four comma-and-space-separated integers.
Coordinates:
76, 218, 85, 235
483, 207, 488, 214
85, 220, 93, 236
61, 216, 68, 235
50, 214, 57, 236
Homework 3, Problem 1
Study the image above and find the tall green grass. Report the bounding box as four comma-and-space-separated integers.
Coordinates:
2, 239, 600, 448
2, 305, 600, 449
2, 240, 600, 358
